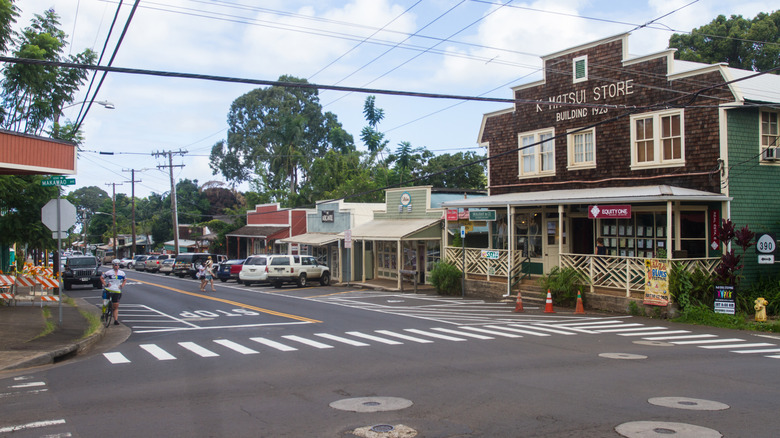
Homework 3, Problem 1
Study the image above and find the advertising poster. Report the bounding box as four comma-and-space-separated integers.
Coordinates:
643, 259, 669, 306
713, 285, 736, 314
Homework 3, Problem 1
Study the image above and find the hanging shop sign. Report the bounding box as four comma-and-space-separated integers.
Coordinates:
710, 210, 719, 251
446, 209, 459, 221
321, 210, 334, 222
588, 205, 631, 219
469, 210, 496, 221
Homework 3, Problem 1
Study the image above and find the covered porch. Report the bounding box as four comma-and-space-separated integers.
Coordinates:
441, 185, 730, 301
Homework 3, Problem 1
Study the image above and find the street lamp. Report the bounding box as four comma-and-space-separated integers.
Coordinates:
61, 100, 115, 110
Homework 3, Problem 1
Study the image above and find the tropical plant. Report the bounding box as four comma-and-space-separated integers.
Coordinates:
538, 266, 588, 307
669, 264, 715, 312
429, 261, 462, 296
714, 219, 754, 285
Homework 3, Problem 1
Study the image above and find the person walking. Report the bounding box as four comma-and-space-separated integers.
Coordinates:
101, 259, 127, 325
204, 257, 216, 292
197, 262, 207, 291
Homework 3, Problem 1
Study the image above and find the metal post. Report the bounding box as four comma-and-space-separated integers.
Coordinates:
461, 228, 466, 298
56, 187, 62, 327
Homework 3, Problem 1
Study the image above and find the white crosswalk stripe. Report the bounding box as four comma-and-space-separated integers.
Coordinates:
103, 320, 780, 364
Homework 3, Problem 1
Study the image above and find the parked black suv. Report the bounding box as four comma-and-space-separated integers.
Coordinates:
62, 256, 102, 290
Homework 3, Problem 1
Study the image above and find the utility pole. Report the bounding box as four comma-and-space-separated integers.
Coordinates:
105, 182, 123, 259
152, 150, 187, 255
122, 168, 142, 256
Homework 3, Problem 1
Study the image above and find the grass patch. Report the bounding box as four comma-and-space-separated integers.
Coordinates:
673, 304, 780, 333
30, 307, 56, 341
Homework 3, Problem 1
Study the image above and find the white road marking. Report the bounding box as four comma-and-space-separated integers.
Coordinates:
432, 327, 493, 340
405, 328, 467, 341
315, 333, 370, 346
103, 352, 131, 364
375, 330, 433, 343
282, 335, 334, 349
140, 344, 177, 360
0, 419, 66, 433
346, 331, 403, 345
179, 342, 219, 357
250, 337, 298, 351
213, 339, 259, 354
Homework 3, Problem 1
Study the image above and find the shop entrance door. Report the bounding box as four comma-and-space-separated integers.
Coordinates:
543, 213, 567, 273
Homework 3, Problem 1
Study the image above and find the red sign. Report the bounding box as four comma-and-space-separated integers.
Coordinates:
458, 209, 469, 220
710, 210, 719, 251
588, 205, 631, 219
446, 209, 458, 221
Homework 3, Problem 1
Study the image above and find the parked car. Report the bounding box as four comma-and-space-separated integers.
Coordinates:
266, 255, 330, 288
174, 253, 216, 279
62, 256, 102, 290
216, 259, 245, 282
134, 255, 150, 271
146, 254, 173, 273
119, 257, 135, 269
159, 258, 175, 275
238, 255, 271, 286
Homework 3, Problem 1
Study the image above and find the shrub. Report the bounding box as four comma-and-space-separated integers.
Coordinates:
669, 264, 714, 312
538, 266, 588, 307
739, 274, 780, 316
429, 261, 462, 296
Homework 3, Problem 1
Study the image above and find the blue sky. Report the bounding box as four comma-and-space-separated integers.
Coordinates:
14, 0, 779, 198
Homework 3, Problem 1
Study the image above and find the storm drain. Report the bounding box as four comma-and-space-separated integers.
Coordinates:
352, 424, 417, 437
371, 425, 395, 433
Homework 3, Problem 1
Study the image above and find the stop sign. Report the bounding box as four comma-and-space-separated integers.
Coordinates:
41, 199, 78, 232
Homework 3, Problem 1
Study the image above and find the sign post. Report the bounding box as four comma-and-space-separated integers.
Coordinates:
41, 176, 76, 326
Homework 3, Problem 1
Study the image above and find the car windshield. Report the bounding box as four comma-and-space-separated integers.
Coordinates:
247, 257, 266, 266
69, 258, 95, 267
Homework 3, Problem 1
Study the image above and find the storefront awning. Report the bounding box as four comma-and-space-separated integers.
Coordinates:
226, 225, 288, 239
279, 232, 339, 246
441, 185, 731, 208
341, 218, 441, 241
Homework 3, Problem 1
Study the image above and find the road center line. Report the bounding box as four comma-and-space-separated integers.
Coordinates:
133, 278, 321, 323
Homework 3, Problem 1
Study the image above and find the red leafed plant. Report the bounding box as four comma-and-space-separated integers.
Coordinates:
715, 219, 754, 285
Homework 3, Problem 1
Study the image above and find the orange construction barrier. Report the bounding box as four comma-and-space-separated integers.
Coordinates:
575, 290, 585, 314
512, 290, 524, 313
544, 289, 555, 313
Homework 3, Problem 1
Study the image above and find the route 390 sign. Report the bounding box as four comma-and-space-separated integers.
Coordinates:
756, 233, 776, 264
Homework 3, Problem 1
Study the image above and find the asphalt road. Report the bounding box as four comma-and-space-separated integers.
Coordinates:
2, 269, 779, 437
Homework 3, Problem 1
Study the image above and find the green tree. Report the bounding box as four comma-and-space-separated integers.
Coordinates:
0, 175, 60, 264
669, 11, 780, 72
422, 152, 487, 189
0, 7, 96, 136
210, 75, 347, 205
0, 0, 19, 53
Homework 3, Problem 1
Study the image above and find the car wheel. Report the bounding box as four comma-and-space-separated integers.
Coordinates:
244, 281, 252, 286
319, 272, 330, 286
273, 281, 282, 289
165, 272, 170, 276
220, 278, 227, 283
64, 281, 72, 290
236, 279, 243, 285
296, 274, 307, 288
93, 281, 102, 289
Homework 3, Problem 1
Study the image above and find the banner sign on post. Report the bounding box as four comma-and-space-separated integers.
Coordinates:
588, 205, 631, 219
480, 250, 499, 260
710, 210, 720, 251
643, 259, 669, 306
713, 285, 736, 314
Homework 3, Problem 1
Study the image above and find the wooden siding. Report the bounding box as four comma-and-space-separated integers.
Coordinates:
0, 130, 77, 175
482, 38, 733, 195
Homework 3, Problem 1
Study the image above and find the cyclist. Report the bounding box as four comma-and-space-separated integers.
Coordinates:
101, 259, 127, 325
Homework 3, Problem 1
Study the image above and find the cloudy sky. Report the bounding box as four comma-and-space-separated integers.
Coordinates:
14, 0, 779, 199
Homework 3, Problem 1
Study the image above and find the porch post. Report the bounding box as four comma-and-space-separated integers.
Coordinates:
397, 239, 402, 290
667, 201, 672, 260
558, 204, 563, 264
505, 204, 512, 297
361, 240, 366, 282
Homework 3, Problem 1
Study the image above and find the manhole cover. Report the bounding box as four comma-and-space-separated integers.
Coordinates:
616, 421, 721, 438
353, 424, 417, 437
599, 352, 647, 360
330, 397, 413, 412
648, 397, 729, 411
371, 425, 395, 433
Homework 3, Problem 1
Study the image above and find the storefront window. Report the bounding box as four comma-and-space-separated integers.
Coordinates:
426, 241, 440, 277
376, 241, 397, 278
515, 212, 542, 258
679, 211, 706, 257
492, 212, 508, 249
599, 213, 667, 258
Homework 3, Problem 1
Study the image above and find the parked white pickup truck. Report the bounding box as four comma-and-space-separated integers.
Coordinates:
266, 255, 330, 288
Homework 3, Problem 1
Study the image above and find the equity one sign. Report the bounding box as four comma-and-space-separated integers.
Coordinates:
588, 205, 631, 219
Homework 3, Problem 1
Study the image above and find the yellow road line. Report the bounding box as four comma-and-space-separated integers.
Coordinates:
133, 279, 321, 323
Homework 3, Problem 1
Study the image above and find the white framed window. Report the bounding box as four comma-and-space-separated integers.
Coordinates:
630, 109, 685, 169
572, 55, 587, 83
761, 110, 779, 148
567, 127, 596, 169
518, 128, 555, 178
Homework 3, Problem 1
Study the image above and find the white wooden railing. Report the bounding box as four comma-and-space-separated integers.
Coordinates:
445, 246, 720, 297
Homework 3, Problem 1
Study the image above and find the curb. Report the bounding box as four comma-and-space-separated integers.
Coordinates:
1, 298, 106, 372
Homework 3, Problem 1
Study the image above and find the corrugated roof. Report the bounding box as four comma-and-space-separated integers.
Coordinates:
279, 232, 339, 246
442, 185, 730, 208
226, 225, 288, 238
340, 218, 441, 240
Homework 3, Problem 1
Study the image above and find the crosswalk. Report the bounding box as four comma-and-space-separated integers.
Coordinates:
103, 319, 780, 364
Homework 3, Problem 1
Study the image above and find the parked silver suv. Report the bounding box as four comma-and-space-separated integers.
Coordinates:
267, 255, 330, 288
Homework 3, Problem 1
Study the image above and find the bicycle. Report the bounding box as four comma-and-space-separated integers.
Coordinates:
101, 290, 114, 327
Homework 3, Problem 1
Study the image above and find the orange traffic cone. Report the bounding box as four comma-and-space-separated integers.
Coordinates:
513, 290, 524, 313
544, 289, 555, 313
575, 290, 585, 314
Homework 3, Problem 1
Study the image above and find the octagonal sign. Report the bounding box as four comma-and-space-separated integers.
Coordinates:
41, 199, 77, 232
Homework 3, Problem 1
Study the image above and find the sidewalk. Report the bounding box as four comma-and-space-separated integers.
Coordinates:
0, 297, 105, 371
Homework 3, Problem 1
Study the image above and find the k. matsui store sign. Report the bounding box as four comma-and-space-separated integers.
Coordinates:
588, 205, 631, 219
